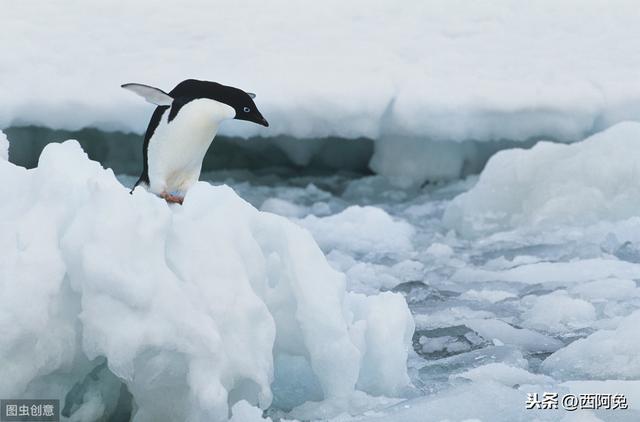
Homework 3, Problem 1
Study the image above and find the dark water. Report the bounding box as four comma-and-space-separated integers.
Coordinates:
4, 125, 375, 176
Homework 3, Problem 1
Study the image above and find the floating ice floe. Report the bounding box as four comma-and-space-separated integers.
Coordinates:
0, 139, 414, 421
452, 258, 640, 285
297, 206, 414, 257
444, 122, 640, 236
521, 290, 597, 335
543, 310, 640, 380
452, 362, 554, 387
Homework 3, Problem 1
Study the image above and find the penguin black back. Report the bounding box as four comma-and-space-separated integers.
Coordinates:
134, 105, 169, 188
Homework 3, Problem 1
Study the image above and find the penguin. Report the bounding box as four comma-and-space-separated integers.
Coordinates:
122, 79, 269, 204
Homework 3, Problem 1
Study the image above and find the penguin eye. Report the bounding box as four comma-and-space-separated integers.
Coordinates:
243, 107, 251, 113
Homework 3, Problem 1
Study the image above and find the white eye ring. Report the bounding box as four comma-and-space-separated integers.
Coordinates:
243, 107, 251, 113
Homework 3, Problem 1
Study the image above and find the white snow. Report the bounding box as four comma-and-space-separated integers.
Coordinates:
413, 307, 495, 331
445, 122, 640, 236
521, 291, 597, 334
0, 130, 8, 161
559, 411, 605, 422
214, 122, 639, 421
570, 278, 640, 302
0, 141, 414, 421
326, 251, 424, 293
4, 131, 640, 420
5, 3, 640, 415
4, 2, 640, 183
297, 206, 414, 256
561, 380, 640, 411
543, 310, 640, 380
464, 319, 563, 353
452, 258, 640, 285
260, 198, 307, 218
459, 289, 516, 303
341, 381, 553, 422
4, 1, 640, 140
452, 363, 554, 387
424, 243, 454, 258
229, 401, 273, 422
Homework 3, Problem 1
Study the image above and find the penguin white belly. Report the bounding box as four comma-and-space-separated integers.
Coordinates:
146, 99, 235, 195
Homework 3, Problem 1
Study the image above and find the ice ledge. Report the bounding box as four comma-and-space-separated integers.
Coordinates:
444, 121, 640, 237
0, 140, 414, 421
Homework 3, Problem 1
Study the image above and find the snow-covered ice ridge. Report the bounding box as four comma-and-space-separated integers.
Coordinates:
0, 138, 414, 421
3, 1, 640, 183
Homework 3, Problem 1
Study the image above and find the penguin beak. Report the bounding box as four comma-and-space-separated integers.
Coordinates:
259, 117, 269, 127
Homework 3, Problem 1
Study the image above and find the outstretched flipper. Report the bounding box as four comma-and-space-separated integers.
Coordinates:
121, 83, 174, 106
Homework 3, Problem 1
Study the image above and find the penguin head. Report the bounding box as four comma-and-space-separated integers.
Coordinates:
122, 79, 269, 127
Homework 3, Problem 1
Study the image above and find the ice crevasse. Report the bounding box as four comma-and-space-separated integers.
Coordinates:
0, 136, 414, 421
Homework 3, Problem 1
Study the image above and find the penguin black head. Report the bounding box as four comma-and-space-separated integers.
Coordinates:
122, 79, 269, 127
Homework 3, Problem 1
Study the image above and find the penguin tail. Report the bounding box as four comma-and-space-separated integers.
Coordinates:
130, 176, 149, 195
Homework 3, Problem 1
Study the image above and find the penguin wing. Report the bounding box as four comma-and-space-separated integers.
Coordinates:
121, 83, 174, 106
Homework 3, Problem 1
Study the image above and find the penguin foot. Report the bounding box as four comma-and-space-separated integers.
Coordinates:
160, 192, 184, 205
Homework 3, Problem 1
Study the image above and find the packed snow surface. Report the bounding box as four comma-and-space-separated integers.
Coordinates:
4, 1, 640, 183
0, 141, 414, 421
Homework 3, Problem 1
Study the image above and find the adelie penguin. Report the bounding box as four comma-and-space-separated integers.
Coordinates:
122, 79, 269, 204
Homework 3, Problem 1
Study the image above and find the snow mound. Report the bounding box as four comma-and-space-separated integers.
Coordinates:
0, 141, 414, 421
444, 122, 640, 236
542, 310, 640, 380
